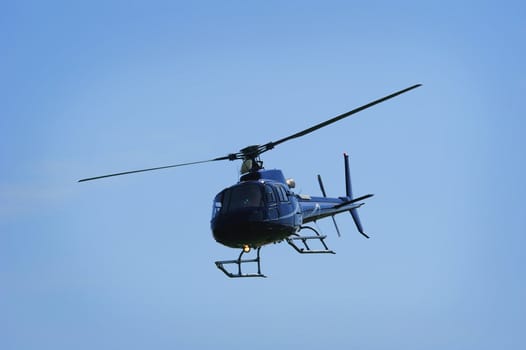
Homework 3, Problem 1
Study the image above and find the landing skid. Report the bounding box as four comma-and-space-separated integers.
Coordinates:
286, 225, 335, 254
215, 247, 266, 278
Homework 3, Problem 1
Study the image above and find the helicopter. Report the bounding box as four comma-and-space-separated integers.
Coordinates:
79, 83, 421, 278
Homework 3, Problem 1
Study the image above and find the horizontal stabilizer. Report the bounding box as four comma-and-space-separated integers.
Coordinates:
333, 194, 374, 209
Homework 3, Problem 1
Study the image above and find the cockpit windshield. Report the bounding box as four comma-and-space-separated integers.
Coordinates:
222, 183, 263, 212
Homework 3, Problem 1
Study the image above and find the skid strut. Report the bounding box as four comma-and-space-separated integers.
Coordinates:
286, 225, 335, 254
215, 247, 266, 278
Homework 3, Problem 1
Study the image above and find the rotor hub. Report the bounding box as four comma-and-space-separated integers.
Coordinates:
240, 145, 262, 159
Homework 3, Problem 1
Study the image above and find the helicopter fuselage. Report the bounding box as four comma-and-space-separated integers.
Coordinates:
211, 170, 301, 248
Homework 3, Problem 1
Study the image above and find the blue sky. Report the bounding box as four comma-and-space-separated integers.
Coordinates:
1, 1, 525, 349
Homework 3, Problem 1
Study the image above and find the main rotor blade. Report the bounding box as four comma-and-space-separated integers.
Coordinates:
79, 84, 421, 182
267, 84, 422, 150
78, 156, 230, 182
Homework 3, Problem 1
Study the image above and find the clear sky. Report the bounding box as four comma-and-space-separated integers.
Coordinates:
1, 1, 525, 349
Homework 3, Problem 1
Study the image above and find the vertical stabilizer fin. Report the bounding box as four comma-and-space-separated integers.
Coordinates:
343, 153, 370, 239
350, 208, 369, 239
344, 153, 352, 198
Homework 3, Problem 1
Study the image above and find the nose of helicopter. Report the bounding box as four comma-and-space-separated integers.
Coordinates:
211, 206, 296, 249
211, 208, 265, 247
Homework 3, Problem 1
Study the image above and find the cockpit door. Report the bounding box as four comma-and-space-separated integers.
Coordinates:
265, 185, 278, 220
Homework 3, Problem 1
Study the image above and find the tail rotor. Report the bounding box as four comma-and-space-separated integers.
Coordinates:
317, 175, 342, 237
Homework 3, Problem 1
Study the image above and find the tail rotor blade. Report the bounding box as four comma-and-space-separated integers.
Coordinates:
317, 174, 328, 197
331, 216, 342, 237
317, 174, 342, 237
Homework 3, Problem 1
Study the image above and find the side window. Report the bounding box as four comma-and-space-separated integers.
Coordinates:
277, 186, 289, 202
265, 185, 276, 204
212, 192, 224, 217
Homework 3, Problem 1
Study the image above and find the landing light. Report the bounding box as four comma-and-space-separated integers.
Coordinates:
243, 245, 251, 253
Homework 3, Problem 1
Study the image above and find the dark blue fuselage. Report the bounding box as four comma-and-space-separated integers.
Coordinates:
211, 170, 302, 248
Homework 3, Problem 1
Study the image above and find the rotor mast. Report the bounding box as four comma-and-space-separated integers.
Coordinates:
237, 145, 268, 173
